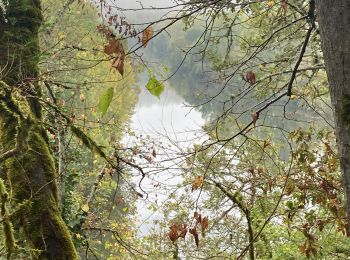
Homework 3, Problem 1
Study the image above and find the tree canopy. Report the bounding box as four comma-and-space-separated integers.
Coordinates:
0, 0, 350, 259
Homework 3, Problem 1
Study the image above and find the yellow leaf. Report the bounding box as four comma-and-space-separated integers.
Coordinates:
81, 203, 89, 212
267, 0, 275, 7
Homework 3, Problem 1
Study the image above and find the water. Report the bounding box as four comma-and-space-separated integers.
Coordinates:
124, 72, 205, 235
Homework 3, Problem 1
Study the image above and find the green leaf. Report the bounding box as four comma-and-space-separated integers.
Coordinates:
98, 87, 114, 117
146, 77, 165, 98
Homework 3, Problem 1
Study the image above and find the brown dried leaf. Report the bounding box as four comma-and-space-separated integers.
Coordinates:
179, 224, 187, 239
104, 38, 125, 76
251, 112, 259, 127
281, 0, 288, 12
114, 195, 124, 206
142, 26, 154, 47
247, 166, 254, 174
168, 229, 179, 243
246, 71, 256, 85
189, 227, 199, 247
201, 217, 209, 237
258, 167, 265, 174
263, 139, 271, 149
192, 176, 204, 191
104, 38, 123, 55
112, 55, 125, 76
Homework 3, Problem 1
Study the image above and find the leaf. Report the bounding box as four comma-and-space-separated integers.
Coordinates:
179, 224, 187, 238
246, 71, 256, 85
104, 38, 125, 76
114, 195, 124, 206
281, 0, 288, 12
98, 87, 114, 117
201, 217, 209, 237
267, 0, 275, 7
142, 26, 153, 47
146, 77, 165, 98
192, 176, 203, 191
104, 38, 123, 55
251, 111, 259, 127
247, 166, 254, 174
112, 54, 125, 76
194, 212, 202, 224
189, 228, 199, 247
258, 167, 265, 174
81, 203, 89, 213
168, 229, 178, 243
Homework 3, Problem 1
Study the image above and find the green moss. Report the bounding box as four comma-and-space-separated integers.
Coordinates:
70, 124, 107, 159
0, 179, 16, 258
0, 82, 78, 259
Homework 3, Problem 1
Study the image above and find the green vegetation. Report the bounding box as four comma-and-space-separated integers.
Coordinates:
0, 0, 349, 259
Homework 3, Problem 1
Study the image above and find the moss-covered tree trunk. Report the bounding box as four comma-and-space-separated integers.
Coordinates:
0, 0, 78, 258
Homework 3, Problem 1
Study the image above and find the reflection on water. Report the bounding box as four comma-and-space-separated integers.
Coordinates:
129, 76, 205, 236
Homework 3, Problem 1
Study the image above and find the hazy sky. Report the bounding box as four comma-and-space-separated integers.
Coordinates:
109, 0, 180, 23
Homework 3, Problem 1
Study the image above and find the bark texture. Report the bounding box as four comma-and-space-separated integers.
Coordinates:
0, 0, 78, 258
316, 1, 350, 233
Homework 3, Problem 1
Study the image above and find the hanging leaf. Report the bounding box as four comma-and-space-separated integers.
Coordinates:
104, 38, 123, 55
189, 228, 199, 247
281, 0, 288, 12
179, 224, 188, 238
103, 38, 125, 76
98, 87, 114, 117
246, 71, 256, 85
192, 176, 203, 191
251, 111, 259, 127
201, 217, 209, 237
194, 211, 202, 224
146, 77, 165, 98
142, 26, 153, 47
168, 229, 178, 243
112, 54, 125, 76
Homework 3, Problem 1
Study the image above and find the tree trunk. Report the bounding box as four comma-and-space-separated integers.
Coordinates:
316, 1, 350, 234
0, 0, 78, 258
